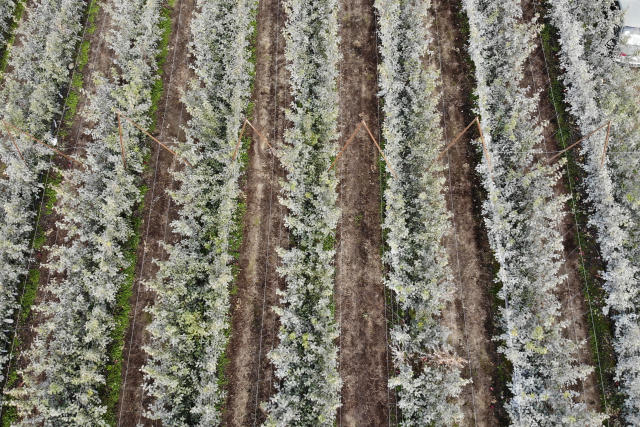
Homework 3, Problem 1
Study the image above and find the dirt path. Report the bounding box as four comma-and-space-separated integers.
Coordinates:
520, 0, 602, 412
335, 0, 388, 425
115, 0, 195, 425
432, 1, 503, 425
223, 0, 289, 424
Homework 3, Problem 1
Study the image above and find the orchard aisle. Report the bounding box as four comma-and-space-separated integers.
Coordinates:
116, 0, 196, 424
432, 0, 503, 425
223, 0, 289, 423
335, 0, 388, 424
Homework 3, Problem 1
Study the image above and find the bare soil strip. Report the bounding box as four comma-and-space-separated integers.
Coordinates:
223, 0, 289, 423
335, 0, 388, 425
116, 0, 195, 424
521, 0, 602, 411
432, 1, 503, 425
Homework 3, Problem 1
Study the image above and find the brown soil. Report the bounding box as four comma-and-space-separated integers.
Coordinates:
521, 0, 602, 412
115, 0, 195, 425
223, 0, 289, 424
335, 0, 388, 425
432, 1, 503, 425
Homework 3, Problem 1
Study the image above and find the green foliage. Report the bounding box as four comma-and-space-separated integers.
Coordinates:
0, 0, 25, 74
101, 191, 143, 426
148, 4, 173, 131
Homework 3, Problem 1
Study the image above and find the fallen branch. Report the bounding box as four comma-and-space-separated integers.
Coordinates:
547, 121, 610, 164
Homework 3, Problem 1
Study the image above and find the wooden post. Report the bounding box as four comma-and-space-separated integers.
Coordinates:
547, 121, 610, 164
428, 117, 492, 174
117, 112, 127, 168
118, 112, 192, 167
2, 120, 85, 168
328, 121, 362, 172
5, 132, 25, 163
429, 117, 479, 170
361, 119, 398, 180
232, 119, 248, 161
475, 117, 492, 172
601, 121, 611, 168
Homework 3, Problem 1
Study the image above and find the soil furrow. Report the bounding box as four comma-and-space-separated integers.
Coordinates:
433, 1, 503, 425
116, 0, 195, 424
335, 0, 388, 425
223, 0, 289, 423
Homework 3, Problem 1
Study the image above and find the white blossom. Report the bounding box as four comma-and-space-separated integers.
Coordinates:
462, 0, 608, 424
376, 0, 469, 424
0, 0, 86, 396
262, 0, 342, 424
549, 1, 640, 422
7, 0, 164, 423
141, 0, 256, 425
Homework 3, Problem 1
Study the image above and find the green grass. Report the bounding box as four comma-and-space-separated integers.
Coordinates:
486, 262, 512, 425
101, 184, 146, 426
60, 0, 100, 136
20, 270, 39, 322
540, 13, 622, 422
0, 0, 26, 75
148, 2, 174, 131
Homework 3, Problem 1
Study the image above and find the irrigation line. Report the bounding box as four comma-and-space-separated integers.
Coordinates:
252, 0, 281, 423
372, 10, 393, 426
337, 75, 343, 427
0, 0, 100, 397
530, 0, 609, 415
434, 3, 479, 426
117, 0, 186, 424
336, 7, 343, 425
